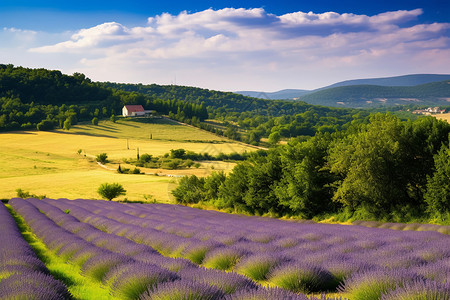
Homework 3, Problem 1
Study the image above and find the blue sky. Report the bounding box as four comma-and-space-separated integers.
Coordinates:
1, 1, 449, 91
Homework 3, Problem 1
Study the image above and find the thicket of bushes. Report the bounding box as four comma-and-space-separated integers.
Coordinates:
124, 149, 250, 170
173, 114, 450, 224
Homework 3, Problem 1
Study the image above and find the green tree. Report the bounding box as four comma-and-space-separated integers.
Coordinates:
224, 125, 241, 141
63, 118, 71, 130
217, 162, 251, 211
97, 183, 126, 201
275, 134, 337, 218
92, 117, 99, 125
170, 149, 186, 159
268, 131, 281, 145
328, 114, 409, 217
36, 119, 54, 131
204, 171, 226, 200
171, 175, 206, 204
242, 151, 283, 215
96, 153, 108, 164
424, 145, 450, 220
110, 114, 117, 123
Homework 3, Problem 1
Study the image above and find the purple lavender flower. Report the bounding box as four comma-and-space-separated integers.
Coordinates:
410, 261, 450, 283
82, 253, 133, 281
234, 253, 286, 281
0, 271, 72, 300
139, 279, 225, 300
177, 267, 257, 294
182, 241, 223, 265
338, 269, 423, 300
381, 280, 450, 300
202, 248, 246, 271
268, 262, 334, 293
226, 286, 310, 300
104, 262, 178, 300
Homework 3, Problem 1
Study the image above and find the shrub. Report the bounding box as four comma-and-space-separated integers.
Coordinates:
15, 188, 46, 200
105, 262, 178, 300
339, 269, 420, 300
139, 280, 224, 300
182, 242, 220, 265
202, 248, 244, 270
96, 153, 108, 164
235, 254, 283, 281
82, 254, 131, 281
170, 148, 186, 159
139, 153, 152, 163
63, 119, 71, 130
177, 267, 257, 294
228, 286, 311, 300
381, 280, 450, 300
97, 183, 126, 201
171, 175, 206, 204
36, 119, 54, 131
268, 263, 334, 293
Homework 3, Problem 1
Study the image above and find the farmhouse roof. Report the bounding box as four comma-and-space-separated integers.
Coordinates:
124, 105, 145, 112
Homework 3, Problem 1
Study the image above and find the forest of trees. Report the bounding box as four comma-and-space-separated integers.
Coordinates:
104, 81, 371, 144
173, 114, 450, 224
0, 65, 367, 145
0, 65, 207, 131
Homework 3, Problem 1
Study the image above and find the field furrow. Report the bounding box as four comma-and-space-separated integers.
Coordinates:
0, 202, 72, 299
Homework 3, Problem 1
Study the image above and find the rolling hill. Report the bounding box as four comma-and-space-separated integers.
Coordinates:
317, 74, 450, 90
235, 89, 310, 100
298, 80, 450, 108
236, 74, 450, 107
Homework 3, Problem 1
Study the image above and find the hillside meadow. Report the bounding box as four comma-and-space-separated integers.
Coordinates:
0, 118, 254, 202
436, 112, 450, 123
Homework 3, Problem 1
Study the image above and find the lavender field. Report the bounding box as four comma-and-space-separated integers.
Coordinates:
1, 198, 450, 299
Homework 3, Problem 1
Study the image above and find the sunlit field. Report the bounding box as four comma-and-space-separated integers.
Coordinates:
435, 112, 450, 123
0, 118, 254, 202
3, 198, 449, 299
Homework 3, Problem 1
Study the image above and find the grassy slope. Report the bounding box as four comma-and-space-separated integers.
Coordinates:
435, 112, 450, 123
0, 118, 254, 202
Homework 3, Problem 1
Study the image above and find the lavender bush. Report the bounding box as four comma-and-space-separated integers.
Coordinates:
6, 197, 450, 298
139, 280, 225, 300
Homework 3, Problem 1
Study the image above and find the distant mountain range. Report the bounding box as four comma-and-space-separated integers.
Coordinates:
236, 74, 450, 108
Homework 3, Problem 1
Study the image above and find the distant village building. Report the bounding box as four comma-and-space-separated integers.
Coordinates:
412, 107, 446, 115
122, 105, 154, 117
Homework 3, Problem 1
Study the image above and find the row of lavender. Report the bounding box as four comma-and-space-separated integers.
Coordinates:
352, 220, 450, 235
0, 202, 71, 299
20, 198, 450, 299
9, 198, 340, 300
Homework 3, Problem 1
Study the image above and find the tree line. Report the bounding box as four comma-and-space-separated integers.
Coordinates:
0, 65, 208, 131
173, 114, 450, 224
1, 65, 368, 145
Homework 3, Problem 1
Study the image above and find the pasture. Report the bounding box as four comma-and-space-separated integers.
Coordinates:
0, 118, 254, 202
436, 112, 450, 123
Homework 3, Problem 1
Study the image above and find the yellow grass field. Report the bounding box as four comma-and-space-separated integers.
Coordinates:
435, 112, 450, 123
0, 118, 255, 202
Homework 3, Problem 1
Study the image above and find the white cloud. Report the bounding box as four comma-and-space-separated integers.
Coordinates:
18, 8, 450, 90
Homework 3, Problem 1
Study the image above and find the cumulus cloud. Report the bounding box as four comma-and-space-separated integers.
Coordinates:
25, 8, 450, 90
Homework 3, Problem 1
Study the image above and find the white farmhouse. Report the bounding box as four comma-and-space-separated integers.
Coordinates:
122, 105, 146, 117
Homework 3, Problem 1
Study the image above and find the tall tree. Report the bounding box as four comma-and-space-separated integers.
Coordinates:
328, 113, 411, 217
424, 145, 450, 220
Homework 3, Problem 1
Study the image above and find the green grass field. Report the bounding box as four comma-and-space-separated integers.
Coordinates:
0, 118, 254, 202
